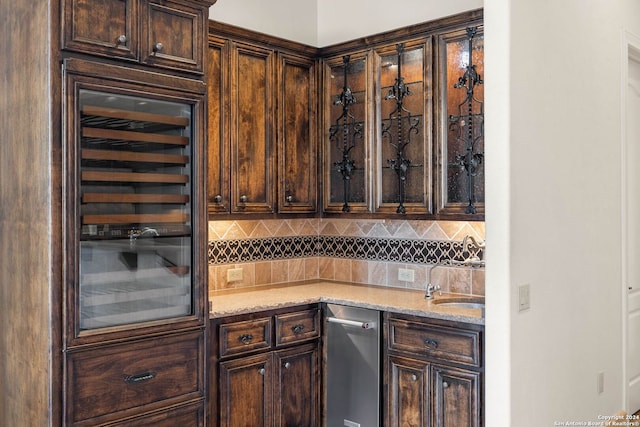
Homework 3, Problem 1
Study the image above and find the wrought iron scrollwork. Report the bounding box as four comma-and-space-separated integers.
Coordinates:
329, 55, 363, 212
448, 26, 484, 214
382, 43, 421, 214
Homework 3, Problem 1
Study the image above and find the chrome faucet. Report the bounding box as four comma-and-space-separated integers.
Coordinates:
425, 262, 445, 299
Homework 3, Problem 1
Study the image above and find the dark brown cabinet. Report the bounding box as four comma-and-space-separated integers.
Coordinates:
0, 0, 213, 424
206, 22, 318, 215
206, 37, 276, 213
63, 0, 209, 74
211, 305, 321, 427
62, 57, 209, 425
385, 313, 484, 427
320, 10, 483, 219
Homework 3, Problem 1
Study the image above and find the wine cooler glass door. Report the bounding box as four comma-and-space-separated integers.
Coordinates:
77, 89, 194, 330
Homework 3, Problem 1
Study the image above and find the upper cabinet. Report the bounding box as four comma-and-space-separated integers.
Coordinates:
207, 23, 318, 216
63, 0, 209, 74
205, 10, 482, 220
320, 10, 484, 220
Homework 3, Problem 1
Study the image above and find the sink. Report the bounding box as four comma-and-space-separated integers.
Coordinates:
436, 301, 485, 310
432, 296, 485, 311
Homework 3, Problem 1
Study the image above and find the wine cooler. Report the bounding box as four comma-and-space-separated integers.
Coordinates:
74, 87, 197, 331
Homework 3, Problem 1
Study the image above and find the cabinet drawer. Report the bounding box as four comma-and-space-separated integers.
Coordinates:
219, 317, 272, 357
388, 318, 481, 367
275, 309, 321, 346
109, 401, 204, 426
67, 331, 204, 425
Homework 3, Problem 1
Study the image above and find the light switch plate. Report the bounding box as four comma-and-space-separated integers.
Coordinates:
518, 284, 530, 311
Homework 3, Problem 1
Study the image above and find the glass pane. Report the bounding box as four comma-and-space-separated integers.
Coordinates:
444, 29, 484, 212
379, 46, 426, 209
328, 57, 367, 208
78, 89, 193, 329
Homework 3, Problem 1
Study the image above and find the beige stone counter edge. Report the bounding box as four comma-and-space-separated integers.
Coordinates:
209, 281, 484, 326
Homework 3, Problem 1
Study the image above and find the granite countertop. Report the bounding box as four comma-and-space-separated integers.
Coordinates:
209, 281, 485, 325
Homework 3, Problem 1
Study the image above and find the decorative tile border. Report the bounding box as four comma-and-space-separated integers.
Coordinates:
208, 235, 482, 266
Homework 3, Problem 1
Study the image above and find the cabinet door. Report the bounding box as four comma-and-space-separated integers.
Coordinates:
322, 52, 372, 214
387, 355, 430, 427
206, 36, 230, 213
277, 53, 318, 213
62, 0, 138, 61
274, 344, 320, 426
219, 353, 273, 427
437, 26, 485, 217
229, 42, 276, 213
432, 364, 481, 427
376, 39, 433, 215
140, 0, 206, 73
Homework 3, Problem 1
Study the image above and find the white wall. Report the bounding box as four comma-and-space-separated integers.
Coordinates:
209, 0, 318, 46
486, 0, 640, 425
316, 0, 483, 47
209, 0, 482, 47
207, 0, 640, 424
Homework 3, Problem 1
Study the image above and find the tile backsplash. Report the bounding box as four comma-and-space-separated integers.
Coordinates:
208, 219, 485, 296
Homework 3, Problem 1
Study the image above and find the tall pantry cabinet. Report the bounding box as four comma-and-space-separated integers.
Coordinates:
0, 0, 215, 425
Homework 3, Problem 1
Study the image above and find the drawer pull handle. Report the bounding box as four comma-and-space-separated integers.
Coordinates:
423, 338, 439, 349
124, 371, 156, 384
292, 324, 305, 334
238, 334, 254, 345
258, 368, 266, 376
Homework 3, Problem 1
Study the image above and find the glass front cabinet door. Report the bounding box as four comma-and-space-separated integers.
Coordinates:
375, 40, 432, 215
438, 25, 485, 217
64, 61, 206, 346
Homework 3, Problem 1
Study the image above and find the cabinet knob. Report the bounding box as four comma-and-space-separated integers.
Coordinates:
284, 362, 291, 369
285, 194, 293, 203
258, 368, 265, 376
238, 334, 253, 345
291, 324, 305, 334
213, 195, 222, 204
442, 381, 449, 388
153, 42, 164, 53
239, 195, 248, 203
423, 338, 439, 349
411, 374, 418, 382
116, 34, 128, 45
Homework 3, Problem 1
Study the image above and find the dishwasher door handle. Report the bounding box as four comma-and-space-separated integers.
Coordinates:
327, 317, 377, 329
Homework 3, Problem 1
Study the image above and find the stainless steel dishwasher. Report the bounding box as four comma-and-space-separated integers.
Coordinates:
325, 304, 381, 427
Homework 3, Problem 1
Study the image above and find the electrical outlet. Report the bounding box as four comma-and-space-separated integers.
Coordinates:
227, 268, 243, 282
398, 268, 415, 282
518, 284, 530, 311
